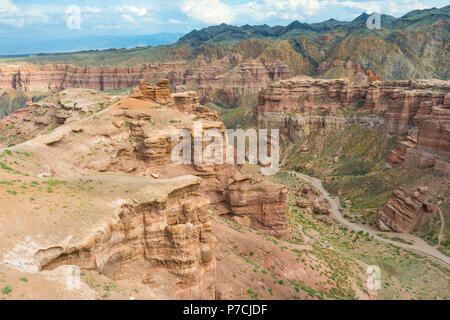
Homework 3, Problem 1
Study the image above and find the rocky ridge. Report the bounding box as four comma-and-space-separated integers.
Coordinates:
254, 77, 449, 236
1, 79, 289, 237
0, 80, 290, 300
255, 77, 450, 164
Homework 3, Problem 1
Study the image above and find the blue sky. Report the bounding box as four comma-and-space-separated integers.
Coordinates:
0, 0, 448, 38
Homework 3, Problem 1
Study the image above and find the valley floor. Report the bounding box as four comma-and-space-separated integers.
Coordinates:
292, 171, 450, 267
208, 168, 450, 300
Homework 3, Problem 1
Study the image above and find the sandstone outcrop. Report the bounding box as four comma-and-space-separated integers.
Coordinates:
131, 79, 173, 105
312, 200, 332, 215
0, 89, 115, 146
226, 173, 288, 238
0, 173, 216, 299
1, 79, 289, 240
255, 77, 360, 116
364, 80, 449, 136
416, 105, 450, 157
183, 59, 291, 106
0, 63, 186, 91
127, 81, 289, 238
387, 135, 417, 165
377, 186, 432, 233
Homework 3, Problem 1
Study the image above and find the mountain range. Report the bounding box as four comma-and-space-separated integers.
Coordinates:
1, 6, 448, 81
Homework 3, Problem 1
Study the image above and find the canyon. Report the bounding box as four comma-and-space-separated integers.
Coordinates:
0, 58, 291, 109
253, 76, 449, 242
0, 79, 305, 299
0, 6, 448, 300
0, 75, 448, 300
255, 77, 450, 166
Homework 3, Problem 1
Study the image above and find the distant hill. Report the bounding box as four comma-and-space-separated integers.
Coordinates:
1, 6, 448, 80
0, 33, 185, 56
175, 13, 397, 46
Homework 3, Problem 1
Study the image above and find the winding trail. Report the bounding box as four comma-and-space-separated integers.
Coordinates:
435, 201, 445, 248
289, 171, 450, 268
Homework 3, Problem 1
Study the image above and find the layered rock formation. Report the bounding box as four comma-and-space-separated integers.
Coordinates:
255, 77, 361, 116
0, 89, 116, 147
0, 79, 288, 238
254, 77, 450, 164
416, 104, 450, 157
387, 136, 417, 165
127, 81, 288, 237
226, 173, 288, 238
180, 59, 291, 106
0, 172, 215, 299
0, 58, 291, 108
42, 176, 215, 299
0, 63, 185, 91
131, 79, 172, 104
377, 187, 432, 233
363, 80, 449, 136
402, 95, 449, 168
0, 79, 291, 299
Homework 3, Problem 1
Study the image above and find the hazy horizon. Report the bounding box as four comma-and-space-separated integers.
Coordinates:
0, 0, 448, 55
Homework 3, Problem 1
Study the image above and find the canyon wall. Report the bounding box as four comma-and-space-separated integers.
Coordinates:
362, 80, 449, 136
0, 63, 184, 91
0, 57, 291, 107
254, 76, 449, 235
227, 173, 288, 238
254, 77, 450, 160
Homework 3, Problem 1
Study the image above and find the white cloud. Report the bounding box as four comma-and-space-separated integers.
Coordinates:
182, 0, 234, 24
122, 14, 137, 24
0, 0, 23, 27
323, 0, 383, 14
236, 2, 278, 21
85, 7, 101, 13
288, 0, 321, 14
123, 5, 148, 16
227, 0, 437, 23
0, 17, 24, 27
0, 0, 446, 34
0, 0, 50, 28
319, 0, 429, 16
231, 0, 319, 22
113, 5, 149, 16
0, 0, 20, 15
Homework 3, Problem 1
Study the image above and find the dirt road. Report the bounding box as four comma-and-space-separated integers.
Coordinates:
290, 171, 450, 268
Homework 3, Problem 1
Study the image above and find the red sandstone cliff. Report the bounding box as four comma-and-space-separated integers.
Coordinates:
254, 77, 450, 162
0, 58, 291, 107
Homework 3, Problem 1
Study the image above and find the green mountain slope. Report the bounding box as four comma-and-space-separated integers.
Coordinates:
1, 6, 448, 80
